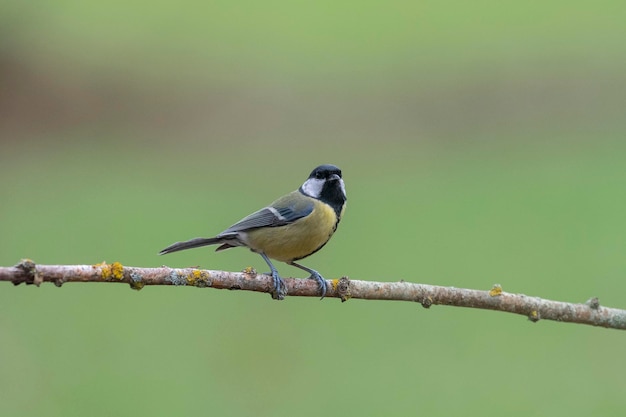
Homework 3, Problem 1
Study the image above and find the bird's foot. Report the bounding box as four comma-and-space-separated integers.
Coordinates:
268, 270, 287, 300
308, 270, 328, 300
259, 252, 287, 300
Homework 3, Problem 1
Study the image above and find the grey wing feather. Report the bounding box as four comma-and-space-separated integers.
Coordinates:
220, 201, 314, 235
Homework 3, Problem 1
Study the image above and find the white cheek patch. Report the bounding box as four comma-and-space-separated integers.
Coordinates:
339, 179, 346, 198
301, 178, 325, 198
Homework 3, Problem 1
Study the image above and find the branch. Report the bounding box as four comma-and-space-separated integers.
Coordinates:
2, 259, 625, 330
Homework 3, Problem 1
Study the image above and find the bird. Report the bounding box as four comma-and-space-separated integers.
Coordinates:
159, 164, 347, 300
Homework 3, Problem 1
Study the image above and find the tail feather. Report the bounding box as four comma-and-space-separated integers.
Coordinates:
159, 237, 222, 255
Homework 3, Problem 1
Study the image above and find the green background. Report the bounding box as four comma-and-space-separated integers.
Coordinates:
1, 1, 625, 416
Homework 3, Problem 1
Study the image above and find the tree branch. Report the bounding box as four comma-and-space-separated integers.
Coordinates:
2, 259, 625, 330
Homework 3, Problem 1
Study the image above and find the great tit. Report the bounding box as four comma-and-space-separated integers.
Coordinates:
159, 164, 347, 300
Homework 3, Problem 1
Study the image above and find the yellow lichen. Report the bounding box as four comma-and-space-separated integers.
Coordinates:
94, 261, 123, 280
110, 262, 124, 280
330, 278, 340, 291
528, 310, 540, 322
489, 284, 503, 297
242, 266, 256, 275
94, 262, 112, 280
187, 269, 210, 287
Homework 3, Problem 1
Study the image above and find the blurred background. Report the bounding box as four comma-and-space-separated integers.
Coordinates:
1, 1, 626, 416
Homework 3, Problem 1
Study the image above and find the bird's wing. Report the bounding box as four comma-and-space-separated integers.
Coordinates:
220, 192, 314, 235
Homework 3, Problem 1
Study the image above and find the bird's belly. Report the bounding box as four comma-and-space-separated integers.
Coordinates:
244, 204, 337, 262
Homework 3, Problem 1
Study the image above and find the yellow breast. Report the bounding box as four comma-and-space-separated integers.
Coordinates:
244, 200, 339, 262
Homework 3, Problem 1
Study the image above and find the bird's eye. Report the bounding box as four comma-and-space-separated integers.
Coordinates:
315, 171, 324, 179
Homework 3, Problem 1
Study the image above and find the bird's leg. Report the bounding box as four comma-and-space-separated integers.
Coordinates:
288, 261, 328, 299
259, 253, 287, 300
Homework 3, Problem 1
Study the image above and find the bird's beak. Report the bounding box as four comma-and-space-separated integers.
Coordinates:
329, 174, 341, 181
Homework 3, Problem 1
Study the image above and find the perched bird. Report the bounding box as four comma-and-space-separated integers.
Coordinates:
159, 164, 347, 300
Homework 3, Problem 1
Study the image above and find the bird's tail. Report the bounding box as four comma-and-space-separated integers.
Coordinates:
159, 237, 223, 255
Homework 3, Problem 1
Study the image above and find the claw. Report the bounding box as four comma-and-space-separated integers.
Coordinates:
288, 260, 328, 299
308, 271, 328, 299
271, 270, 287, 300
259, 252, 287, 300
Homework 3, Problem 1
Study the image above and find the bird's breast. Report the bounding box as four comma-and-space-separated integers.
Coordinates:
244, 200, 339, 262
